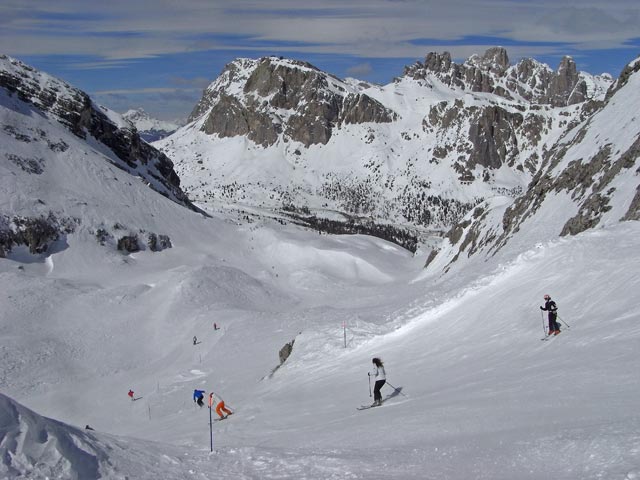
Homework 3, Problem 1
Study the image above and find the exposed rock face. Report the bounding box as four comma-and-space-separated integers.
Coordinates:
468, 106, 524, 169
201, 93, 279, 146
0, 214, 77, 257
425, 100, 544, 175
0, 55, 195, 211
278, 339, 295, 365
192, 57, 396, 147
147, 233, 172, 252
117, 234, 140, 253
406, 48, 609, 107
606, 57, 640, 100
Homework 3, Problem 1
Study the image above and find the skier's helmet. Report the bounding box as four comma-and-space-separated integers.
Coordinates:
544, 294, 550, 299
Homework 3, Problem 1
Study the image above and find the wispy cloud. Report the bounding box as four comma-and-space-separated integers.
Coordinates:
346, 62, 373, 77
2, 0, 638, 64
95, 87, 200, 95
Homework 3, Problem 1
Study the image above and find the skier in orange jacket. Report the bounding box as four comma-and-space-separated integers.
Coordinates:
209, 391, 233, 419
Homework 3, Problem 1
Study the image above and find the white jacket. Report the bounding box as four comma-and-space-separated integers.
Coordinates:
372, 365, 386, 381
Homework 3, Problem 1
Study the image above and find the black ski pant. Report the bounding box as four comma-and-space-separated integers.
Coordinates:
373, 380, 386, 402
548, 313, 560, 332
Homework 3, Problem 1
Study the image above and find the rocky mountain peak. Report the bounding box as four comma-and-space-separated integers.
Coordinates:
469, 46, 510, 75
189, 55, 396, 147
404, 47, 611, 106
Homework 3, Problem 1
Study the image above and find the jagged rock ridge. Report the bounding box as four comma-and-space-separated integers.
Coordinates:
405, 47, 611, 107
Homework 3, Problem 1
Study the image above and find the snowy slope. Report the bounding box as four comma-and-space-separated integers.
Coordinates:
2, 216, 639, 479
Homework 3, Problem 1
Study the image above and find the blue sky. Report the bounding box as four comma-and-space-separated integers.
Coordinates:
2, 1, 639, 120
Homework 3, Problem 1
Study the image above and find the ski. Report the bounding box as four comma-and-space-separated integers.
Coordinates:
357, 402, 385, 410
541, 333, 562, 341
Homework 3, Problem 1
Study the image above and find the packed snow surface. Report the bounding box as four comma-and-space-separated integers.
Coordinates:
1, 207, 639, 478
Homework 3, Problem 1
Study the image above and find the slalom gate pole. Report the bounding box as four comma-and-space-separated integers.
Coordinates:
557, 315, 571, 329
343, 321, 347, 348
384, 381, 407, 397
368, 373, 372, 397
208, 394, 214, 452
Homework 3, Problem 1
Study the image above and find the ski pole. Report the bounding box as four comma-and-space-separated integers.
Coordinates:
368, 373, 372, 397
384, 381, 407, 397
540, 310, 546, 335
557, 315, 571, 329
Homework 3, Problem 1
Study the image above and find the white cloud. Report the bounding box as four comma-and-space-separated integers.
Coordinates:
1, 0, 638, 63
347, 62, 373, 77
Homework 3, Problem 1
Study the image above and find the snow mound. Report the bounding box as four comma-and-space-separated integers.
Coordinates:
0, 392, 105, 479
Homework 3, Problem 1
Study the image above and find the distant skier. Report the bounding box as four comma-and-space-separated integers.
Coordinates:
369, 357, 386, 407
128, 389, 135, 401
85, 424, 94, 431
210, 391, 233, 419
193, 389, 206, 407
213, 322, 219, 331
540, 294, 560, 335
193, 336, 198, 345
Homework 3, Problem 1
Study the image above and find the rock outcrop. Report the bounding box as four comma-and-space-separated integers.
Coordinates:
191, 57, 396, 147
405, 48, 610, 107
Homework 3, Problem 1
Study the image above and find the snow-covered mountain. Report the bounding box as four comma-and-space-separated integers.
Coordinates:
123, 108, 182, 142
156, 48, 615, 254
2, 52, 640, 479
428, 54, 640, 274
0, 54, 198, 258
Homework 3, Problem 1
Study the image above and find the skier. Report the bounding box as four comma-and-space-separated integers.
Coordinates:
369, 357, 386, 407
128, 389, 134, 401
213, 322, 219, 331
540, 294, 560, 335
85, 425, 94, 431
193, 389, 206, 407
210, 391, 233, 419
193, 336, 198, 345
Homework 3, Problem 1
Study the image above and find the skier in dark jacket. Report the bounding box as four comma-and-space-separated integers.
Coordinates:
540, 294, 560, 335
193, 389, 206, 407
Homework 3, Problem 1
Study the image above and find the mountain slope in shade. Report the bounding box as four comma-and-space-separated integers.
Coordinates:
123, 108, 181, 142
0, 55, 194, 212
0, 55, 203, 258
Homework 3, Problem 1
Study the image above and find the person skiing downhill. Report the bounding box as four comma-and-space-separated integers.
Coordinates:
193, 389, 206, 407
128, 389, 135, 401
209, 391, 233, 419
369, 357, 386, 407
540, 294, 560, 335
